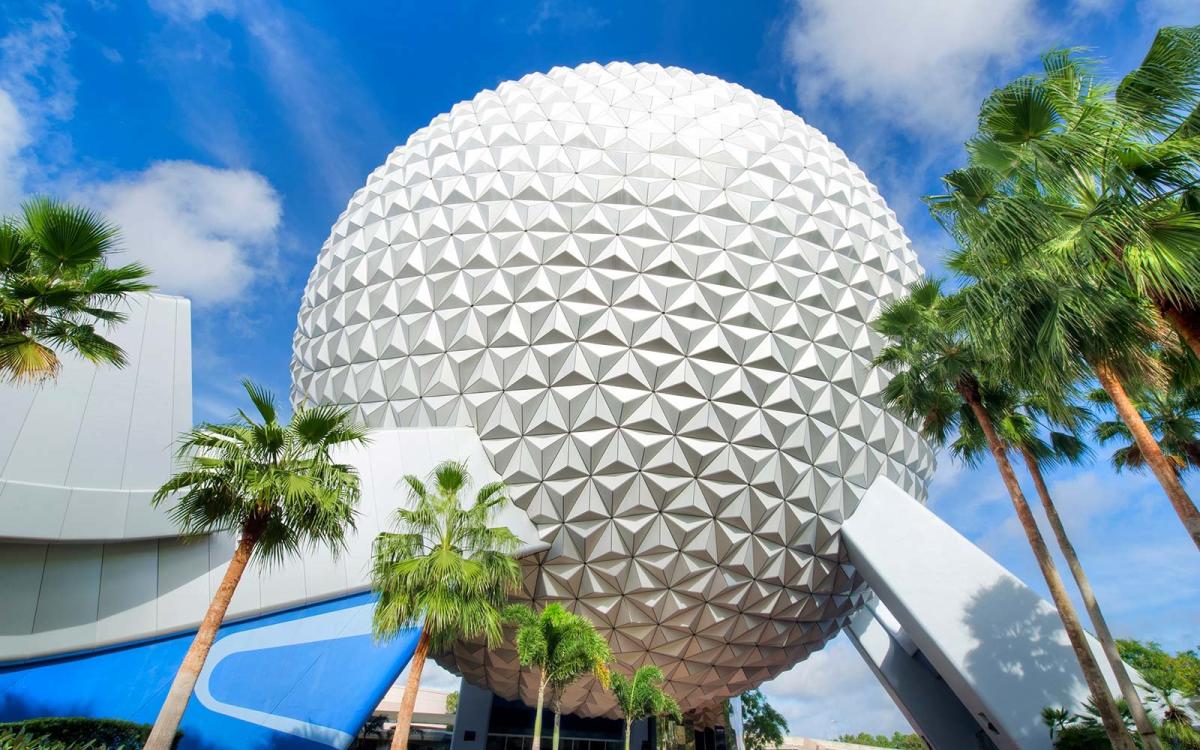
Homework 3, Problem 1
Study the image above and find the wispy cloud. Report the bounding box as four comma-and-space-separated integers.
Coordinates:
0, 4, 75, 124
527, 0, 610, 34
0, 3, 75, 209
144, 0, 390, 204
0, 90, 29, 213
146, 0, 236, 23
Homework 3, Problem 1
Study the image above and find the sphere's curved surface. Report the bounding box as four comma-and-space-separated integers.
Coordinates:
291, 62, 935, 716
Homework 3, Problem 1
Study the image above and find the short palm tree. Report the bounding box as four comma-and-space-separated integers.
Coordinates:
0, 197, 152, 381
144, 381, 368, 750
609, 666, 680, 750
953, 388, 1162, 748
503, 602, 612, 750
1090, 381, 1200, 475
371, 460, 521, 750
873, 279, 1136, 750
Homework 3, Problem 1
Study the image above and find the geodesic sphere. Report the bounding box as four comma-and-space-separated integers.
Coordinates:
291, 62, 935, 717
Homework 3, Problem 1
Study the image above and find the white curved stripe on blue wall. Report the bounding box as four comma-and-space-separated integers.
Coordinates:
0, 592, 422, 750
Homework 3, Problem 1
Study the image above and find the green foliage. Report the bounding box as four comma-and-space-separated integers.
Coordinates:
1090, 385, 1200, 474
871, 277, 982, 449
446, 692, 459, 717
0, 197, 153, 382
930, 28, 1200, 311
0, 731, 95, 750
154, 380, 368, 565
609, 666, 681, 726
1117, 639, 1200, 697
504, 602, 612, 698
928, 28, 1200, 400
1042, 699, 1142, 749
834, 731, 925, 749
0, 717, 181, 748
1117, 640, 1200, 748
371, 460, 522, 651
738, 690, 787, 750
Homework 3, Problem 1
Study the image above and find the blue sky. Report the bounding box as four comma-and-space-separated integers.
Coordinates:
2, 0, 1198, 739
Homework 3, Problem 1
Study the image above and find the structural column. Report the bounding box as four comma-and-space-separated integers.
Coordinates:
846, 600, 995, 749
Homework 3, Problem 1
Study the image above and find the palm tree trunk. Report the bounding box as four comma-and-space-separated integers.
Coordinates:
391, 629, 432, 750
145, 525, 261, 750
1094, 360, 1200, 551
1019, 447, 1163, 750
960, 385, 1135, 750
532, 677, 547, 750
624, 718, 632, 750
552, 709, 561, 750
1158, 300, 1200, 362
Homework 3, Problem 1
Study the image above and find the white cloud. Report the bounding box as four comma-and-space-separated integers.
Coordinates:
82, 161, 282, 305
0, 90, 29, 214
786, 0, 1046, 137
761, 635, 907, 739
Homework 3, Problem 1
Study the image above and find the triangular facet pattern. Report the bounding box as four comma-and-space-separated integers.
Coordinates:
291, 62, 935, 718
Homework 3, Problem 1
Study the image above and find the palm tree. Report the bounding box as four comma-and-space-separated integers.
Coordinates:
503, 603, 612, 750
609, 666, 680, 750
371, 460, 521, 750
952, 388, 1163, 749
929, 42, 1200, 551
873, 279, 1136, 750
0, 197, 152, 382
927, 32, 1200, 358
144, 381, 368, 750
1090, 381, 1200, 475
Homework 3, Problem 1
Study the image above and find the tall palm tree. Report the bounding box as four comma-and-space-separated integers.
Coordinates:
503, 602, 612, 750
371, 460, 521, 750
144, 381, 368, 750
0, 197, 152, 382
927, 32, 1200, 358
954, 237, 1200, 553
609, 666, 680, 750
1090, 381, 1200, 475
873, 279, 1136, 750
929, 42, 1200, 551
953, 388, 1163, 749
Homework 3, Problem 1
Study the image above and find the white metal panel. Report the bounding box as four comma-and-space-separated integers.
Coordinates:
155, 537, 212, 632
122, 296, 181, 490
31, 544, 104, 652
3, 361, 96, 486
0, 482, 72, 539
60, 488, 131, 541
0, 543, 45, 639
96, 540, 159, 644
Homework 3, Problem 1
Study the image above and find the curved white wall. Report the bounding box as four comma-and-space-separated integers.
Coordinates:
0, 293, 191, 543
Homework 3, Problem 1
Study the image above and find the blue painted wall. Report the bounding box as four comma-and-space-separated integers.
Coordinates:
0, 592, 421, 750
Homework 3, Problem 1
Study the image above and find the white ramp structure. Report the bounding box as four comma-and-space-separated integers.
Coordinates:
842, 478, 1138, 749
